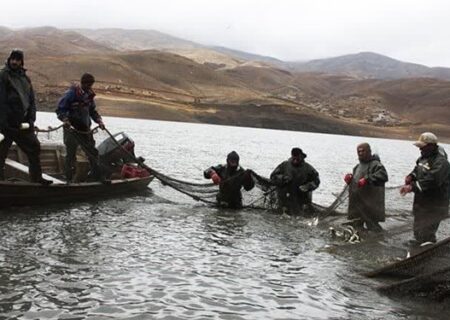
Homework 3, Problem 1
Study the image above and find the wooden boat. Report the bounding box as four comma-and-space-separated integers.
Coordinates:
0, 142, 153, 208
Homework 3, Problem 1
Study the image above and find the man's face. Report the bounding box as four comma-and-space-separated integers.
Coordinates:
81, 81, 94, 91
291, 155, 301, 166
357, 146, 370, 162
227, 159, 238, 169
9, 58, 22, 70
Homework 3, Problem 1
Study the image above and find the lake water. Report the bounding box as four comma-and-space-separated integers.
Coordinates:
1, 112, 449, 319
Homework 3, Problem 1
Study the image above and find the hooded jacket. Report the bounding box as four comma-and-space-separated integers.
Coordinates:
348, 154, 388, 222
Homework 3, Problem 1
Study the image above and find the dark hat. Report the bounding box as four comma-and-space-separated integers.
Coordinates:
9, 49, 24, 61
227, 151, 240, 162
291, 147, 307, 158
81, 73, 95, 84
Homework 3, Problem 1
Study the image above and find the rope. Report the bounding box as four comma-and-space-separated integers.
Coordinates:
103, 128, 218, 204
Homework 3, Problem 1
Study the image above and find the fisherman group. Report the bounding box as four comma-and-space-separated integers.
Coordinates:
1, 49, 449, 246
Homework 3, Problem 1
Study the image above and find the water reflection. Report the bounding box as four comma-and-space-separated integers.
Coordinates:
0, 113, 449, 319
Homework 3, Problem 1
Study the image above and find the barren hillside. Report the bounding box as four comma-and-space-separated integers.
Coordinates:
2, 26, 450, 140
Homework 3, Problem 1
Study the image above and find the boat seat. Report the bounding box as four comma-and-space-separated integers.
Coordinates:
5, 158, 64, 184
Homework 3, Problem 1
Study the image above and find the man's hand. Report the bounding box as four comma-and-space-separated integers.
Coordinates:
98, 121, 106, 130
282, 175, 291, 185
210, 171, 221, 185
62, 119, 71, 128
404, 175, 414, 185
344, 173, 353, 185
299, 184, 310, 192
357, 177, 368, 188
400, 184, 413, 196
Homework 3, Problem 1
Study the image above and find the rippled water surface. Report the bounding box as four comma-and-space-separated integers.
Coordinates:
1, 113, 449, 319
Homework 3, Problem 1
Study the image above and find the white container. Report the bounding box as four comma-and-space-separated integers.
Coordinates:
20, 123, 30, 130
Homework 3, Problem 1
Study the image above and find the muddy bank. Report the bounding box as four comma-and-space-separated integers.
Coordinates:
38, 97, 445, 142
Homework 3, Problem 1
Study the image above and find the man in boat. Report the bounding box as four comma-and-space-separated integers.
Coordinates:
270, 147, 320, 215
204, 151, 255, 209
344, 143, 388, 232
0, 49, 52, 185
400, 132, 450, 244
56, 73, 106, 183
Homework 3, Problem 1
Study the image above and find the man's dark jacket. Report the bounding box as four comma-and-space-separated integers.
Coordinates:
0, 64, 36, 131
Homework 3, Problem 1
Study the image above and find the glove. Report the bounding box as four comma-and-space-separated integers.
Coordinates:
98, 120, 106, 130
299, 184, 310, 192
344, 173, 353, 185
400, 184, 413, 196
210, 171, 221, 185
405, 175, 413, 185
357, 177, 368, 188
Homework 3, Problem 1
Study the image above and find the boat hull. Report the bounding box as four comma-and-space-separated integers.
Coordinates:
0, 176, 153, 208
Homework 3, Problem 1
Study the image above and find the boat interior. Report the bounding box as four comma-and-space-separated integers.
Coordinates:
5, 143, 93, 184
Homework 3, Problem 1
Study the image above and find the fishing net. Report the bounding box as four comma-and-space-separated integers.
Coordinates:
377, 267, 450, 301
37, 126, 450, 301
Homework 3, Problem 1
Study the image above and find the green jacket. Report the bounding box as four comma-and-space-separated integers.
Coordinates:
348, 155, 388, 222
270, 158, 320, 214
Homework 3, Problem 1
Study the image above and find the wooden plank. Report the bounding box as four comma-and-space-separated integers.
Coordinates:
5, 158, 64, 184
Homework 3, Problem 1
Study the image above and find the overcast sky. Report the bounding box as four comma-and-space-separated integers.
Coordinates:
1, 0, 449, 67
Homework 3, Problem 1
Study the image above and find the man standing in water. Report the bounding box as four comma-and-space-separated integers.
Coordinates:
56, 73, 106, 183
204, 151, 255, 209
0, 49, 52, 185
344, 143, 388, 232
270, 147, 320, 215
400, 132, 449, 244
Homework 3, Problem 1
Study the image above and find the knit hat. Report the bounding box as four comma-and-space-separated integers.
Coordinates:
291, 147, 307, 158
227, 151, 240, 162
81, 73, 95, 85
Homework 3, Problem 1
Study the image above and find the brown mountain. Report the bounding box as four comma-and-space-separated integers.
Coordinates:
2, 26, 450, 140
0, 26, 114, 58
289, 52, 450, 81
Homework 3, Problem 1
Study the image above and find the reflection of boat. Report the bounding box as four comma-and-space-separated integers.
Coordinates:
0, 142, 153, 208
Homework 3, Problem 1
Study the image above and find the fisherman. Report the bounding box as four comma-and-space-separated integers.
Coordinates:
0, 49, 52, 185
400, 132, 450, 244
56, 73, 106, 183
270, 147, 320, 215
344, 143, 388, 232
204, 151, 255, 209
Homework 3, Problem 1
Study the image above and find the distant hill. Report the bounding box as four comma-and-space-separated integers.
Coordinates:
0, 26, 114, 57
289, 52, 450, 81
209, 46, 284, 65
2, 26, 450, 139
73, 28, 199, 51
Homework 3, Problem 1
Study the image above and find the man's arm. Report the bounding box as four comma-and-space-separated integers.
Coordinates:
367, 162, 388, 186
27, 82, 37, 125
56, 88, 75, 122
415, 158, 449, 193
0, 71, 8, 130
